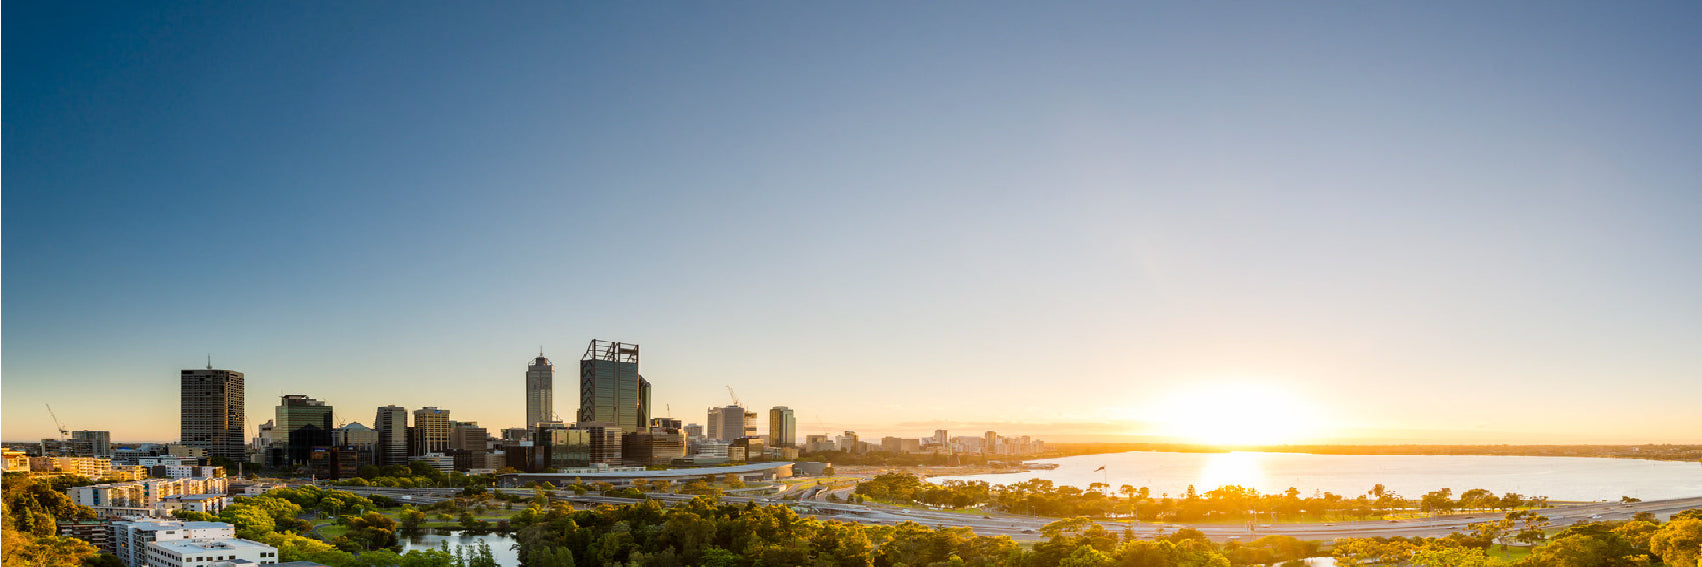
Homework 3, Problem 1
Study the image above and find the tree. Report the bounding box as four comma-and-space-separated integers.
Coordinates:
1458, 489, 1495, 512
400, 507, 427, 531
218, 504, 276, 539
1506, 510, 1549, 546
1420, 489, 1455, 515
1525, 531, 1641, 567
2, 529, 101, 567
1409, 545, 1501, 567
171, 510, 218, 522
1469, 518, 1513, 549
1650, 518, 1702, 567
346, 511, 399, 550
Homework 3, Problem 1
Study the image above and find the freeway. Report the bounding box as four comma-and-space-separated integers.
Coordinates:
326, 485, 1702, 543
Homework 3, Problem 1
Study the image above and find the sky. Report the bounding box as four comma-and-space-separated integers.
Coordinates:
5, 2, 1701, 445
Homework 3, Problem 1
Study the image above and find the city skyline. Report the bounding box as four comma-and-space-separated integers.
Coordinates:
6, 3, 1702, 445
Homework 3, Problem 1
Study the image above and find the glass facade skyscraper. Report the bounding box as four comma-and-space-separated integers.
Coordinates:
578, 340, 649, 433
769, 406, 796, 447
276, 395, 332, 465
374, 405, 408, 466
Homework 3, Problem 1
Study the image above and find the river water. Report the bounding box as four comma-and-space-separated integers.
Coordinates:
401, 531, 520, 566
926, 451, 1702, 502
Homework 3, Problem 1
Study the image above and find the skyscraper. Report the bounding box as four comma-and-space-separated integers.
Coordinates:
374, 406, 408, 466
276, 395, 333, 465
525, 352, 553, 433
707, 405, 749, 442
411, 407, 451, 456
578, 340, 650, 433
180, 366, 245, 461
768, 406, 796, 447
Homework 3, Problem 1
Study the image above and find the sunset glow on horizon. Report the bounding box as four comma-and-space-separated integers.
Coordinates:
1142, 383, 1333, 447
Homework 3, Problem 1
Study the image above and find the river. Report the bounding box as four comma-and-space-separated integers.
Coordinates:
925, 451, 1702, 502
401, 531, 521, 566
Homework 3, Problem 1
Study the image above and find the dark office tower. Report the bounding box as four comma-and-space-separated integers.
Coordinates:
526, 352, 553, 433
578, 340, 650, 433
277, 395, 333, 465
180, 367, 246, 461
374, 406, 408, 466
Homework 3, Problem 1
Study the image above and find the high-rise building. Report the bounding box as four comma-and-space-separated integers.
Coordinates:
837, 431, 860, 453
984, 431, 999, 455
450, 421, 488, 453
650, 417, 683, 430
525, 352, 554, 433
449, 421, 489, 471
768, 407, 796, 447
180, 367, 246, 461
534, 421, 622, 469
933, 429, 949, 447
71, 431, 113, 458
276, 395, 332, 466
373, 406, 408, 466
334, 423, 378, 454
706, 405, 749, 442
683, 423, 704, 439
622, 428, 685, 467
411, 407, 451, 456
252, 420, 275, 456
573, 422, 623, 466
578, 340, 650, 433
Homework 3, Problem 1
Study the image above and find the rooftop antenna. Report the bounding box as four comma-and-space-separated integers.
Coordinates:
207, 354, 213, 370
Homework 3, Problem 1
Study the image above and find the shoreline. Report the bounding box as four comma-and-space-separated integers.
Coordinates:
1043, 442, 1702, 464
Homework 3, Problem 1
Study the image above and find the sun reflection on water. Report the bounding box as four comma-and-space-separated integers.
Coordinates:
1197, 452, 1267, 493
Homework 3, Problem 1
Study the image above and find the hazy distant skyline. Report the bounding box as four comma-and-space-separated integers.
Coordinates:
6, 2, 1701, 444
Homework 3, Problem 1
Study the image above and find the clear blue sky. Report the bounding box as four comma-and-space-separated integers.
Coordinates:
6, 2, 1700, 444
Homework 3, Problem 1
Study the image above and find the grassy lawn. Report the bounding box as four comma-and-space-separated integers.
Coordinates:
1486, 545, 1533, 562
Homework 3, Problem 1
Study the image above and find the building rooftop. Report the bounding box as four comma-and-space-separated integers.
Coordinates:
151, 538, 273, 554
119, 520, 231, 532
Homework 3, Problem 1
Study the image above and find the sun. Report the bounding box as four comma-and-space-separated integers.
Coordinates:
1145, 382, 1327, 446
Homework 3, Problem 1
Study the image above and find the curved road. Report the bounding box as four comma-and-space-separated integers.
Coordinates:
330, 485, 1702, 543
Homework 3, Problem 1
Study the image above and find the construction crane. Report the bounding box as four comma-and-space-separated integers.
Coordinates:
726, 386, 741, 407
44, 404, 69, 440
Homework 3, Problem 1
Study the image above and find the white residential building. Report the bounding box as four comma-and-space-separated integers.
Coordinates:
111, 520, 234, 567
145, 538, 278, 567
